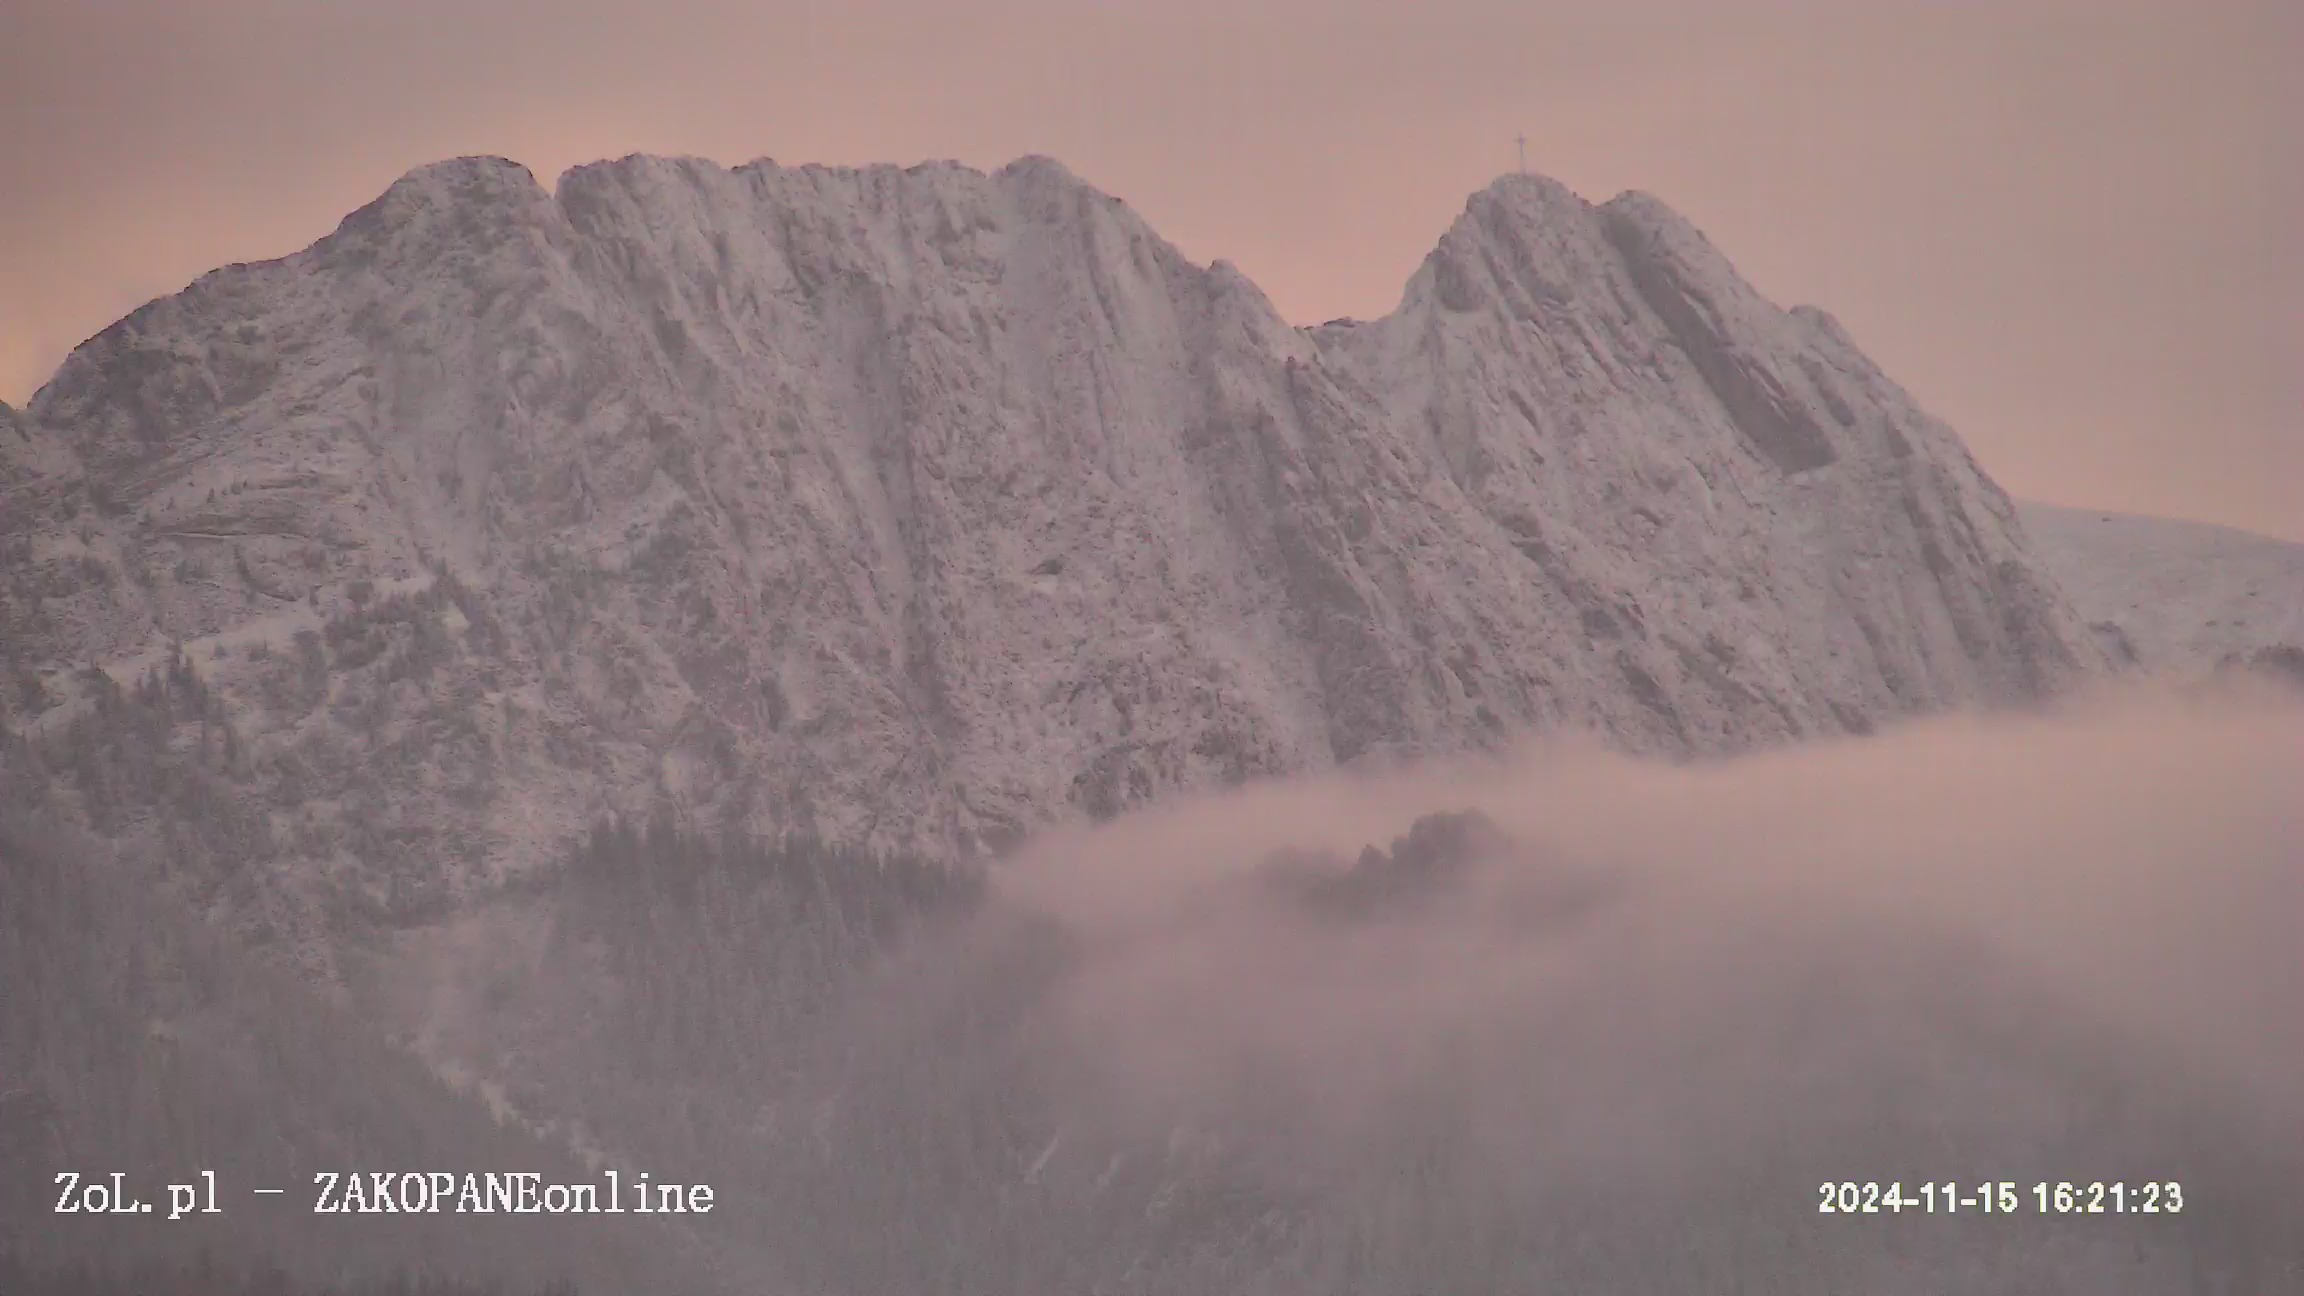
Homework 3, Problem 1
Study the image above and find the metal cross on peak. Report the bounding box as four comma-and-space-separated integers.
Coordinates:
1515, 133, 1527, 176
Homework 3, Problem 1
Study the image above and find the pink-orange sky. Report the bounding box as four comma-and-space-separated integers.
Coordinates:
3, 0, 2297, 538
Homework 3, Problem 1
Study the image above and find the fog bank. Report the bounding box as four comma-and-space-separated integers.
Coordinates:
939, 682, 2304, 1289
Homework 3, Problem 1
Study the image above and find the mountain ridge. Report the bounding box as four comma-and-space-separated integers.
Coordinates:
2017, 501, 2304, 672
1, 152, 2100, 905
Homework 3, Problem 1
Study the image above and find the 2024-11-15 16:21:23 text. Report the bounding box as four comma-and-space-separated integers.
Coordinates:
1819, 1181, 2183, 1215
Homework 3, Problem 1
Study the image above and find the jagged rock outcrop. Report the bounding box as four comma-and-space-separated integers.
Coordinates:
1316, 178, 2093, 749
0, 154, 2100, 906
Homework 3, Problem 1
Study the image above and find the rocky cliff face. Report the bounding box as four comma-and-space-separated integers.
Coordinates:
0, 154, 2099, 909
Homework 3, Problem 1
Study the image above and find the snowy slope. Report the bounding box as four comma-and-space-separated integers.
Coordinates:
0, 154, 2101, 901
2018, 502, 2304, 671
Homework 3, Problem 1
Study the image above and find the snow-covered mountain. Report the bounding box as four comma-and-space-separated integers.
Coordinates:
0, 154, 2100, 905
2017, 502, 2304, 673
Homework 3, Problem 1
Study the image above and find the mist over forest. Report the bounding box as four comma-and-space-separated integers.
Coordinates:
8, 679, 2301, 1294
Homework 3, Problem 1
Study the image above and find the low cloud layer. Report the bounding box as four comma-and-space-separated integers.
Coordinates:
937, 681, 2304, 1287
349, 679, 2303, 1291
